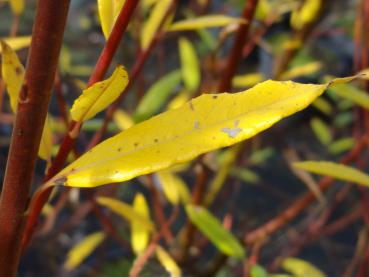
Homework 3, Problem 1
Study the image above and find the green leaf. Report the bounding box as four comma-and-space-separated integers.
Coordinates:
251, 264, 269, 277
310, 117, 332, 145
281, 257, 326, 277
293, 161, 369, 187
50, 77, 355, 188
328, 83, 369, 110
134, 70, 182, 122
179, 37, 200, 92
328, 137, 355, 154
70, 65, 129, 122
185, 205, 245, 258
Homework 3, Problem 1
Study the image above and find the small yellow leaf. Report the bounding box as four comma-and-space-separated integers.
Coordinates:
0, 36, 31, 53
70, 65, 129, 122
1, 40, 25, 112
167, 90, 191, 110
52, 78, 335, 188
64, 231, 105, 270
131, 193, 151, 255
282, 257, 326, 277
168, 15, 246, 31
155, 246, 181, 277
10, 0, 24, 15
141, 0, 172, 50
96, 197, 155, 231
290, 0, 322, 30
98, 0, 126, 39
312, 97, 332, 115
281, 61, 322, 80
293, 161, 369, 187
310, 117, 331, 145
179, 37, 200, 92
39, 115, 53, 162
113, 109, 134, 130
185, 205, 245, 258
157, 170, 190, 205
232, 73, 264, 88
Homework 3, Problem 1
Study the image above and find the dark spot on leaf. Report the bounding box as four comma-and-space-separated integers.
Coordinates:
15, 66, 22, 75
154, 138, 159, 143
118, 147, 122, 152
134, 142, 139, 147
54, 177, 67, 186
212, 95, 218, 99
189, 101, 194, 111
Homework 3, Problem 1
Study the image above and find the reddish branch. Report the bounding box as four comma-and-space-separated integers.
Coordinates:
21, 0, 140, 250
217, 0, 259, 92
0, 1, 70, 275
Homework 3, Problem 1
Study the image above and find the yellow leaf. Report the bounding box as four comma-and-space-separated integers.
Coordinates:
312, 97, 333, 115
131, 193, 151, 255
157, 170, 190, 205
179, 37, 200, 92
232, 73, 264, 88
70, 65, 129, 122
10, 0, 24, 15
168, 15, 246, 32
64, 231, 105, 270
0, 36, 31, 53
310, 117, 331, 145
50, 78, 341, 188
141, 0, 172, 50
155, 246, 181, 277
98, 0, 126, 39
96, 197, 155, 231
0, 40, 25, 112
293, 161, 369, 187
291, 0, 322, 30
167, 90, 191, 110
280, 61, 322, 80
39, 114, 53, 162
282, 257, 326, 277
142, 0, 159, 10
113, 109, 134, 130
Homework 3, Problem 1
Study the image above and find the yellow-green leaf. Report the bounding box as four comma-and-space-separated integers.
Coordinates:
70, 65, 128, 122
290, 0, 321, 30
168, 15, 246, 31
281, 257, 326, 277
179, 37, 200, 92
185, 205, 245, 258
10, 0, 24, 15
310, 117, 332, 145
167, 90, 191, 110
64, 231, 105, 270
155, 246, 181, 277
328, 83, 369, 110
96, 197, 154, 231
293, 161, 369, 187
98, 0, 126, 39
131, 193, 151, 255
134, 70, 182, 122
113, 109, 134, 130
0, 36, 31, 53
157, 170, 191, 205
328, 137, 355, 155
1, 40, 25, 112
39, 115, 53, 162
281, 61, 322, 80
141, 0, 172, 50
312, 97, 333, 115
51, 78, 338, 188
232, 73, 264, 89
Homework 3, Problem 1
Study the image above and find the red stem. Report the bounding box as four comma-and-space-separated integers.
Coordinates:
217, 0, 259, 92
0, 1, 70, 275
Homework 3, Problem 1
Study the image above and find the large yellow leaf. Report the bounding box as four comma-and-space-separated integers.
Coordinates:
70, 65, 128, 122
179, 37, 200, 92
282, 257, 326, 277
293, 161, 369, 187
50, 78, 342, 188
185, 205, 245, 258
98, 0, 126, 39
131, 193, 151, 255
96, 197, 155, 231
168, 15, 246, 32
0, 40, 25, 112
0, 36, 31, 53
10, 0, 24, 15
64, 231, 105, 270
141, 0, 172, 50
155, 246, 181, 277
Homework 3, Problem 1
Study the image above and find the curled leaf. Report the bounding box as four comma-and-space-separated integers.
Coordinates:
131, 193, 151, 255
168, 15, 246, 31
185, 205, 245, 258
70, 65, 129, 122
0, 36, 31, 53
64, 231, 105, 270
